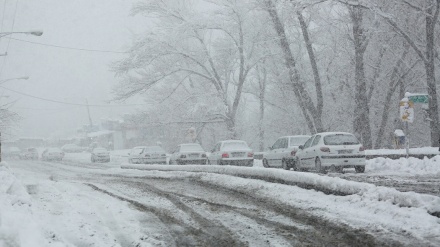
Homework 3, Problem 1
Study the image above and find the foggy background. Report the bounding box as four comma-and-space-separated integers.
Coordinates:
0, 0, 146, 139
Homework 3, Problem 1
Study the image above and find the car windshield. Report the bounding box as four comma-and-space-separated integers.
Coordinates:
94, 148, 107, 152
131, 148, 144, 155
180, 144, 204, 152
222, 141, 249, 150
145, 146, 165, 153
28, 148, 37, 152
289, 137, 310, 146
323, 134, 360, 145
48, 148, 62, 152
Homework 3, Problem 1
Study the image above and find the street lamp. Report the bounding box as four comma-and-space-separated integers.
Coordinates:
0, 30, 43, 38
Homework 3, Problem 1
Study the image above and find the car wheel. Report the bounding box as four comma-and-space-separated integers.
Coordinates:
247, 160, 253, 167
281, 159, 290, 170
355, 166, 365, 173
315, 157, 326, 174
262, 158, 269, 168
292, 160, 298, 171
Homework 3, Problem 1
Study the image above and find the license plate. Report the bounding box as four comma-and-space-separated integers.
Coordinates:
232, 152, 245, 157
338, 150, 353, 154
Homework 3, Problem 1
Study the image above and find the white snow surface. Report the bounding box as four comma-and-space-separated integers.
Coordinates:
2, 152, 440, 246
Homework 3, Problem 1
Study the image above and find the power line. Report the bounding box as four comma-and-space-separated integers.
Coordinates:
0, 85, 148, 107
9, 37, 129, 54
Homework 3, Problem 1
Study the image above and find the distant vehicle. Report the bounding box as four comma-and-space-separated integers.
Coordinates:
2, 147, 21, 159
263, 135, 311, 170
208, 140, 253, 166
128, 146, 147, 164
61, 144, 83, 153
295, 132, 366, 173
169, 143, 207, 165
19, 147, 39, 160
41, 148, 64, 161
141, 146, 167, 164
91, 147, 110, 163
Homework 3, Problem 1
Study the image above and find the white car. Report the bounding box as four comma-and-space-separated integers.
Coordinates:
91, 148, 110, 163
169, 143, 207, 165
263, 135, 311, 170
208, 140, 253, 166
295, 132, 366, 173
141, 146, 167, 164
128, 146, 146, 164
41, 148, 64, 161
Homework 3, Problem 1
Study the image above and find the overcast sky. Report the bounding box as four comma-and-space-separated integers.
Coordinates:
0, 0, 148, 140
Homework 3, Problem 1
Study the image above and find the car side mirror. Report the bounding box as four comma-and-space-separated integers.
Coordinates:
268, 146, 273, 150
299, 145, 304, 150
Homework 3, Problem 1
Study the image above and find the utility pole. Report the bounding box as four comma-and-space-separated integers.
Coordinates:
86, 98, 93, 130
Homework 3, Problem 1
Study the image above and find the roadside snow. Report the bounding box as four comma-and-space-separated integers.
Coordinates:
0, 162, 48, 247
367, 156, 440, 175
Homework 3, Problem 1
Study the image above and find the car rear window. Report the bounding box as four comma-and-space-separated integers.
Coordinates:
145, 146, 165, 153
131, 148, 144, 154
180, 145, 204, 152
289, 137, 310, 146
323, 134, 360, 145
222, 142, 249, 150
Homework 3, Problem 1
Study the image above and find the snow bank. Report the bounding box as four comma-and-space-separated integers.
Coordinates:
121, 163, 440, 215
0, 162, 48, 247
367, 155, 440, 175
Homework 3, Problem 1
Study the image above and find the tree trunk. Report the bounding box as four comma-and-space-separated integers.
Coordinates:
297, 10, 324, 132
265, 0, 322, 134
374, 49, 408, 148
425, 1, 439, 146
350, 6, 372, 148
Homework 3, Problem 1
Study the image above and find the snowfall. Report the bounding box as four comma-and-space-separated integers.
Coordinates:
1, 148, 440, 246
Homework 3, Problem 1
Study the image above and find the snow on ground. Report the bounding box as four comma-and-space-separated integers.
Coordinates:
367, 156, 440, 175
2, 150, 440, 246
0, 161, 169, 247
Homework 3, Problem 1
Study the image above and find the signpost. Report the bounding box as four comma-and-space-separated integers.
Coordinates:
399, 92, 429, 158
408, 94, 429, 104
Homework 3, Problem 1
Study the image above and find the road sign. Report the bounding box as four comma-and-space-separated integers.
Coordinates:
400, 99, 414, 123
408, 94, 428, 104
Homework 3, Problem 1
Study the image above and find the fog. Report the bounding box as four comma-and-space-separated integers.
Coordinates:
0, 0, 145, 139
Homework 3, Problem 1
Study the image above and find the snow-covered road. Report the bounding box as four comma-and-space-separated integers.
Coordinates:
2, 154, 440, 246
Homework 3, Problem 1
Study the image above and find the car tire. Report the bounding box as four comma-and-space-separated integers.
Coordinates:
315, 157, 326, 174
282, 159, 290, 170
355, 166, 365, 173
247, 160, 253, 167
292, 160, 298, 171
262, 158, 269, 168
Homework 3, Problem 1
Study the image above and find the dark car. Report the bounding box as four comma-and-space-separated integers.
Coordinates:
19, 147, 39, 160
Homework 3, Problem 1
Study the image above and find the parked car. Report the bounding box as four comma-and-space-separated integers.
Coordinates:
263, 135, 311, 170
141, 146, 167, 164
208, 140, 253, 166
128, 146, 147, 164
61, 144, 83, 153
2, 147, 21, 159
169, 143, 207, 165
19, 147, 39, 160
91, 147, 110, 163
295, 132, 366, 173
41, 148, 65, 161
